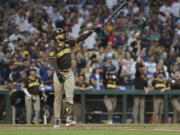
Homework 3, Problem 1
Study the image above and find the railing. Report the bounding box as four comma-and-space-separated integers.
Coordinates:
1, 87, 180, 124
0, 89, 11, 124
74, 89, 180, 123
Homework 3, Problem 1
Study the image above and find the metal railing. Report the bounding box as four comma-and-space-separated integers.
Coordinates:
74, 89, 180, 123
0, 89, 11, 124
1, 88, 180, 124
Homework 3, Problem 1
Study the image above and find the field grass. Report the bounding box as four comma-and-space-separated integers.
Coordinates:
0, 124, 180, 135
0, 129, 180, 135
0, 123, 180, 127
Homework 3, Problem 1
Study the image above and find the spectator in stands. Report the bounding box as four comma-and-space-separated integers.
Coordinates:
90, 67, 103, 90
75, 51, 87, 74
29, 59, 40, 77
165, 48, 177, 69
116, 60, 130, 85
145, 55, 156, 80
149, 39, 164, 62
16, 71, 27, 85
82, 61, 92, 84
158, 59, 169, 79
74, 73, 93, 123
42, 67, 53, 85
121, 51, 136, 83
153, 64, 165, 79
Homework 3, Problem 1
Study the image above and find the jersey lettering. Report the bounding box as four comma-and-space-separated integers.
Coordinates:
57, 48, 71, 57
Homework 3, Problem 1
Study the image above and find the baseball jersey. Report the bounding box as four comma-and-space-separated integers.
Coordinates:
49, 40, 76, 69
152, 79, 170, 98
25, 76, 41, 95
74, 82, 89, 103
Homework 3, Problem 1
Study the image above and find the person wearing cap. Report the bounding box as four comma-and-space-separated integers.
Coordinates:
103, 66, 117, 124
168, 71, 180, 123
146, 71, 170, 123
29, 59, 40, 77
49, 27, 101, 128
23, 68, 45, 124
90, 67, 103, 90
133, 62, 147, 124
73, 73, 93, 123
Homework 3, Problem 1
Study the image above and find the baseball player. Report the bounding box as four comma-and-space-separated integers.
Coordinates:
23, 68, 46, 124
103, 67, 117, 124
49, 27, 100, 127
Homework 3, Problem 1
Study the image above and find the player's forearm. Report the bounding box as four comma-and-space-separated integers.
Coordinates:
76, 31, 93, 43
86, 86, 93, 90
75, 86, 84, 91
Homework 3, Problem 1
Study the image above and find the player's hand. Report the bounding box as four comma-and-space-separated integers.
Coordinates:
9, 89, 17, 96
27, 96, 32, 101
57, 73, 65, 83
145, 88, 150, 95
160, 88, 166, 93
92, 26, 101, 33
41, 93, 48, 102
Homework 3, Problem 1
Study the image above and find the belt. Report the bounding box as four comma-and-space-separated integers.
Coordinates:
59, 69, 70, 72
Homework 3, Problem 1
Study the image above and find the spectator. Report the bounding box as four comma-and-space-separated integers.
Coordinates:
29, 59, 40, 77
145, 55, 156, 78
42, 67, 53, 85
75, 51, 86, 74
149, 39, 164, 62
90, 67, 103, 90
121, 51, 136, 83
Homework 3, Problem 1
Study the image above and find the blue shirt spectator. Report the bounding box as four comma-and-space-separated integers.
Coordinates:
42, 68, 53, 85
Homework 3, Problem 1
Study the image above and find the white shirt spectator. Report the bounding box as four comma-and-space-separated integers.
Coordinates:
79, 8, 89, 17
29, 25, 38, 34
133, 6, 139, 15
175, 27, 180, 36
48, 9, 64, 23
145, 62, 156, 74
15, 15, 31, 32
105, 0, 117, 9
121, 7, 130, 17
9, 34, 22, 41
84, 32, 97, 49
70, 24, 80, 38
159, 5, 171, 22
170, 1, 180, 18
122, 59, 136, 80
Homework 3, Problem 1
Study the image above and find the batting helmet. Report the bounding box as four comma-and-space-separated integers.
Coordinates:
53, 28, 66, 40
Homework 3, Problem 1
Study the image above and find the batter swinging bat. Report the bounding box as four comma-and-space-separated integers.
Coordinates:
101, 0, 127, 28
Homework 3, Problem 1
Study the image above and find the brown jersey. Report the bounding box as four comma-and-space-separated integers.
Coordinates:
49, 40, 76, 69
25, 76, 41, 95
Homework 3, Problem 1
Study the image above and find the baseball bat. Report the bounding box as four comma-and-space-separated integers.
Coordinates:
102, 0, 127, 28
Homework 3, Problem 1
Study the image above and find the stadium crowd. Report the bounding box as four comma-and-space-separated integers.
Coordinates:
0, 0, 180, 124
